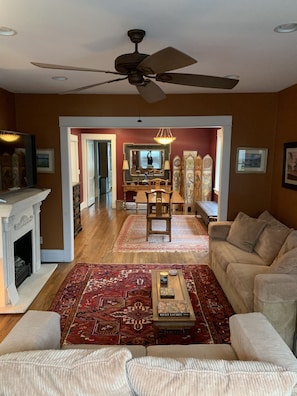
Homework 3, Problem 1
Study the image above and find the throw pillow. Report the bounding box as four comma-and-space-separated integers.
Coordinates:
254, 211, 291, 264
227, 212, 266, 253
127, 356, 297, 396
269, 247, 297, 274
0, 348, 133, 396
276, 230, 297, 258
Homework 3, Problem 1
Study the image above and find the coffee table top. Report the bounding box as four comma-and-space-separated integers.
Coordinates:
151, 270, 196, 327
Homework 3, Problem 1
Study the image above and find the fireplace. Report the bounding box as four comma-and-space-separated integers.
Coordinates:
0, 188, 57, 313
14, 231, 32, 288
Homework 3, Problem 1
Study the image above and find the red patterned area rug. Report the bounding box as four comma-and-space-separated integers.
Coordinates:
49, 263, 234, 346
112, 215, 209, 252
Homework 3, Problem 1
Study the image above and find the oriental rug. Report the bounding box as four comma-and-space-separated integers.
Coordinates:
112, 215, 209, 252
49, 263, 234, 346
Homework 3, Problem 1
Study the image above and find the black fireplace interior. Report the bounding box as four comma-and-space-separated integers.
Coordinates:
14, 231, 32, 288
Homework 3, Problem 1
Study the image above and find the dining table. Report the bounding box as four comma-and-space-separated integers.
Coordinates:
135, 189, 184, 212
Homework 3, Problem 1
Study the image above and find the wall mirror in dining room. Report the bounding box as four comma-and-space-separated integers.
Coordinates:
124, 143, 171, 182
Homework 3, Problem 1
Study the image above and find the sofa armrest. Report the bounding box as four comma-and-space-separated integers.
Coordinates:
0, 310, 61, 355
230, 313, 297, 372
208, 221, 233, 240
254, 274, 297, 350
254, 274, 297, 303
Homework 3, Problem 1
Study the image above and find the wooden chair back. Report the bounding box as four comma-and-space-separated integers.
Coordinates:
146, 190, 172, 217
145, 190, 173, 241
148, 178, 169, 190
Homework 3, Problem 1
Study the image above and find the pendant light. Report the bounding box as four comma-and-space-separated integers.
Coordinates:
153, 128, 176, 145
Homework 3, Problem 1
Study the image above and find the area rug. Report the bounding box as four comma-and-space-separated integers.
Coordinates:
49, 263, 234, 346
112, 215, 209, 252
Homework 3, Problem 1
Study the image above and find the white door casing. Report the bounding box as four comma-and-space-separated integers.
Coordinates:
46, 116, 232, 263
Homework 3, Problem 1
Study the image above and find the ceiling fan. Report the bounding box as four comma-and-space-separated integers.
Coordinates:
31, 29, 239, 103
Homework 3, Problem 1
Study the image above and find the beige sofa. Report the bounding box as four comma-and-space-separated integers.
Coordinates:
209, 210, 297, 352
0, 310, 297, 395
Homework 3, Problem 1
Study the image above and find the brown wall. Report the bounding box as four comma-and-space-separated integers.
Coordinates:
271, 84, 297, 228
0, 90, 285, 249
0, 89, 16, 130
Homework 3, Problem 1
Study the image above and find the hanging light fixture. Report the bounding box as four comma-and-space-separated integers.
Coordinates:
154, 128, 176, 145
0, 130, 20, 142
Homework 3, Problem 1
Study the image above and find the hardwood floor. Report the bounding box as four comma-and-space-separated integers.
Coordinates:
0, 193, 208, 341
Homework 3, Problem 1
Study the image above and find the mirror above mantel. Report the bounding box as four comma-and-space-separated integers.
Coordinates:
123, 143, 171, 182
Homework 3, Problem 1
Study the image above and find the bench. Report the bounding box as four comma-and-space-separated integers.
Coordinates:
195, 201, 218, 226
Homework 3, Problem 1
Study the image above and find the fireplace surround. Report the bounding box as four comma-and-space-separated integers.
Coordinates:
0, 188, 57, 313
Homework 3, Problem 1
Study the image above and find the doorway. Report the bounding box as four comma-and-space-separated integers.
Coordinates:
81, 138, 112, 209
81, 134, 116, 210
59, 116, 232, 262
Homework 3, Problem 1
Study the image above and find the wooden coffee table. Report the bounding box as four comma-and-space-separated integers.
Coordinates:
151, 270, 196, 334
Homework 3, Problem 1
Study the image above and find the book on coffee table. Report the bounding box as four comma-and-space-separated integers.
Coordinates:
157, 300, 190, 317
160, 287, 175, 299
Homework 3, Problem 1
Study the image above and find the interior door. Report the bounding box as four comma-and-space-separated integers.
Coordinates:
87, 140, 95, 206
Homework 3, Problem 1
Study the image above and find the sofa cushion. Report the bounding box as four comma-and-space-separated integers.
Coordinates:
226, 263, 269, 311
62, 344, 147, 358
211, 240, 264, 272
147, 344, 237, 360
227, 212, 266, 253
269, 247, 297, 274
0, 348, 133, 396
254, 211, 291, 264
127, 356, 297, 396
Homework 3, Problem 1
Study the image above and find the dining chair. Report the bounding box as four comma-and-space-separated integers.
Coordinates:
146, 189, 173, 241
148, 178, 169, 190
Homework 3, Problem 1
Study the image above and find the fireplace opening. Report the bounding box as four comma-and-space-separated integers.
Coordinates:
14, 231, 32, 288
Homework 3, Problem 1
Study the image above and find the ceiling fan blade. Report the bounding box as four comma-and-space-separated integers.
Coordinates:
63, 76, 128, 94
137, 47, 197, 75
31, 62, 120, 75
137, 80, 166, 103
156, 73, 239, 89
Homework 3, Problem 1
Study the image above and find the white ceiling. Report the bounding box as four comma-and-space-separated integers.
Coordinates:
0, 0, 297, 97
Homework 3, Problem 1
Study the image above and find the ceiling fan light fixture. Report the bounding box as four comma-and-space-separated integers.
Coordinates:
154, 128, 176, 145
274, 23, 297, 33
0, 26, 17, 36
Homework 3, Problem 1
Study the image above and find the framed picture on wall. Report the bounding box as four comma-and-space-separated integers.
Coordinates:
282, 142, 297, 190
36, 149, 55, 173
236, 147, 268, 173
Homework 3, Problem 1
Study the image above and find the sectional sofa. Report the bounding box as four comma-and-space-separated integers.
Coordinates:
0, 310, 296, 395
209, 210, 297, 352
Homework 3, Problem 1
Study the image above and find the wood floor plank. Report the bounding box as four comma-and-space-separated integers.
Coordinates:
0, 194, 208, 341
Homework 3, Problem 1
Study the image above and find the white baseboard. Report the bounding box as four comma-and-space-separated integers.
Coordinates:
41, 249, 73, 263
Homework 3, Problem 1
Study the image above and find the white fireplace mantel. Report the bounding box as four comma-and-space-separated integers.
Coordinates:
0, 188, 57, 313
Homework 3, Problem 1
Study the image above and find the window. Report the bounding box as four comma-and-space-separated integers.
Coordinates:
214, 128, 223, 195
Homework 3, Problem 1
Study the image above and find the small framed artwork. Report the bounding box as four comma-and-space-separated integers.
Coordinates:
236, 147, 268, 173
36, 149, 55, 173
282, 142, 297, 190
